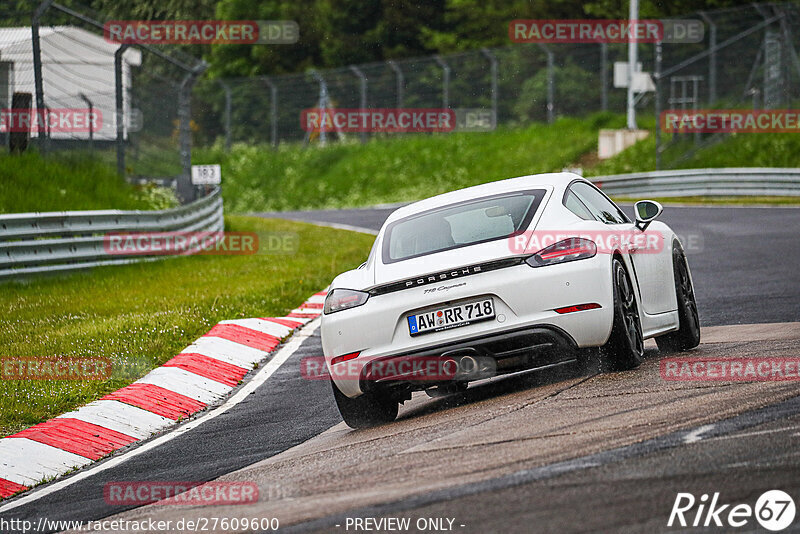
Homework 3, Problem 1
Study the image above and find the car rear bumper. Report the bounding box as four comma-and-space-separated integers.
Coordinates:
357, 325, 579, 398
322, 256, 614, 398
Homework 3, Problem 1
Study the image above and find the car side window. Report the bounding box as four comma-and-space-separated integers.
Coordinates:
569, 182, 629, 224
564, 190, 594, 220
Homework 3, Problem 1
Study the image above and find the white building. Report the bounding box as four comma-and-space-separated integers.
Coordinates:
0, 26, 141, 141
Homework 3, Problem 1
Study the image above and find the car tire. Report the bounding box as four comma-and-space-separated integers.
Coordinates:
330, 380, 398, 429
601, 258, 644, 372
656, 246, 701, 353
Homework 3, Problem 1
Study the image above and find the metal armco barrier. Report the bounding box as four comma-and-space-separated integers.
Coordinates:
590, 168, 800, 197
0, 188, 223, 279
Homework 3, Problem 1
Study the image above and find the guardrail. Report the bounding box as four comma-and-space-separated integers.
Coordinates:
0, 188, 223, 279
590, 168, 800, 197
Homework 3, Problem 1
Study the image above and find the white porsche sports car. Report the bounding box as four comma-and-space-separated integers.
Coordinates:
321, 173, 700, 428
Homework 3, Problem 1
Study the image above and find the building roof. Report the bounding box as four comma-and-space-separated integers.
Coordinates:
0, 26, 141, 65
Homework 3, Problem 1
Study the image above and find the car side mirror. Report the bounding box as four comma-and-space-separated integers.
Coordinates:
634, 200, 663, 231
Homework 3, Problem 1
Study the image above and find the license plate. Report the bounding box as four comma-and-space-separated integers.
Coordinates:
407, 298, 495, 337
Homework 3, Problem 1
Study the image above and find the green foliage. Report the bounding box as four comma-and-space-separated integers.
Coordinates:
0, 0, 776, 76
0, 151, 176, 213
194, 113, 625, 212
514, 62, 596, 122
677, 132, 800, 169
587, 131, 800, 176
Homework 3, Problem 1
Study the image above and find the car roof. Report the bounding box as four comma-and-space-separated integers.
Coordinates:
385, 172, 582, 224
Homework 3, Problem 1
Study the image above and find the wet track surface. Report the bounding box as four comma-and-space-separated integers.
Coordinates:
2, 204, 799, 533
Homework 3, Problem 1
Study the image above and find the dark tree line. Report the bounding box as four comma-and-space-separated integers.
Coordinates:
0, 0, 776, 78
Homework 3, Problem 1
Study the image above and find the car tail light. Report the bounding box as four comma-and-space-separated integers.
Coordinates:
525, 238, 596, 267
554, 303, 602, 314
324, 289, 370, 314
331, 351, 360, 366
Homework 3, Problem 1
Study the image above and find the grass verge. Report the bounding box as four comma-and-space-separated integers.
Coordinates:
586, 132, 800, 177
0, 151, 177, 214
194, 113, 626, 212
0, 215, 374, 437
197, 116, 800, 212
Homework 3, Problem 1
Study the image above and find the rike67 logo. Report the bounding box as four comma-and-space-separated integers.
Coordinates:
669, 490, 796, 531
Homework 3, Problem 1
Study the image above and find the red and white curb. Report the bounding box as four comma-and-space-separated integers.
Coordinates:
0, 290, 328, 500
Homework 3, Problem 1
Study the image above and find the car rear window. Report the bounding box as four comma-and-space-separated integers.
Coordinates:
382, 189, 546, 263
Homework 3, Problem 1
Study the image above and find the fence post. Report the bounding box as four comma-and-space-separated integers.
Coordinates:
310, 69, 328, 146
600, 42, 608, 111
626, 0, 639, 129
481, 48, 498, 125
387, 60, 404, 108
434, 55, 450, 109
349, 65, 368, 144
114, 44, 129, 178
777, 6, 800, 83
78, 92, 93, 152
32, 0, 54, 153
218, 80, 232, 152
654, 41, 663, 171
262, 77, 278, 148
177, 64, 207, 202
537, 44, 555, 123
699, 12, 717, 105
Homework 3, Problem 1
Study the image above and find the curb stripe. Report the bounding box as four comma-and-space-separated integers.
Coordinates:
9, 419, 137, 460
0, 479, 26, 499
183, 337, 267, 368
261, 317, 304, 329
102, 383, 206, 420
55, 401, 172, 440
204, 324, 281, 352
293, 307, 322, 314
218, 318, 293, 339
300, 302, 324, 309
0, 438, 92, 486
288, 312, 321, 318
163, 353, 248, 387
135, 368, 231, 404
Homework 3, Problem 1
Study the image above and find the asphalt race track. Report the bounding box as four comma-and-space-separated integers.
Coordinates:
1, 204, 799, 533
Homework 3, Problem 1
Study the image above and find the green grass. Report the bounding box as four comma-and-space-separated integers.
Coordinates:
586, 132, 800, 177
0, 215, 374, 437
196, 114, 800, 213
0, 151, 177, 213
194, 113, 626, 212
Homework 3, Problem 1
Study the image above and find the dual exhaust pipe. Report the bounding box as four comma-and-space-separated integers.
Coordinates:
442, 350, 497, 381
